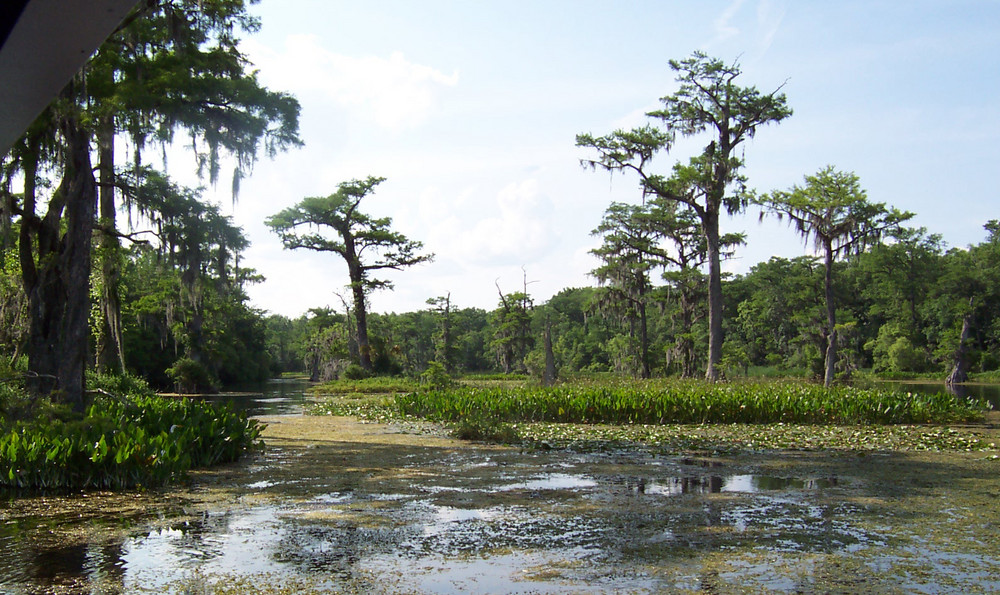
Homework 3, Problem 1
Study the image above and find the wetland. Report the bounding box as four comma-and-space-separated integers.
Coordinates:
2, 381, 1000, 594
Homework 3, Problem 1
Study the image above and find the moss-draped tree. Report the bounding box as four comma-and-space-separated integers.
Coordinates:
2, 0, 300, 409
579, 51, 791, 380
757, 166, 912, 386
266, 177, 433, 372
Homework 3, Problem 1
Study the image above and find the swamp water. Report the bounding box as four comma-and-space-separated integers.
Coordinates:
2, 381, 1000, 594
863, 379, 1000, 410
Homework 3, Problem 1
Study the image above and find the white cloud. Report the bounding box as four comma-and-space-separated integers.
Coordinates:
242, 35, 458, 131
429, 178, 557, 267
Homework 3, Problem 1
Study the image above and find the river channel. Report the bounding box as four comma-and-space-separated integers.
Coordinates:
1, 379, 999, 594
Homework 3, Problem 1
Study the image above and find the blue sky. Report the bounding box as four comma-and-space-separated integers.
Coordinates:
172, 0, 1000, 317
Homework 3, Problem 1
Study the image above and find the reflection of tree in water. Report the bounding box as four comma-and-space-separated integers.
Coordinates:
273, 521, 412, 578
0, 533, 127, 592
164, 510, 236, 562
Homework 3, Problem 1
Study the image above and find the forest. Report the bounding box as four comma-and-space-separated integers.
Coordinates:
0, 1, 997, 401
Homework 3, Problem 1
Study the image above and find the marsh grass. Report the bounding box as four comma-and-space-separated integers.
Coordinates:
395, 379, 989, 426
307, 378, 993, 450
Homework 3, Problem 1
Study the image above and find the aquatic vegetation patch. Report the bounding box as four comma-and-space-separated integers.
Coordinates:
309, 377, 419, 395
306, 394, 395, 421
517, 422, 996, 453
395, 381, 989, 426
307, 380, 997, 452
0, 393, 264, 490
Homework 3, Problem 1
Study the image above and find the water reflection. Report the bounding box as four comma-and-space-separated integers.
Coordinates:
121, 508, 289, 591
644, 474, 837, 496
0, 467, 848, 593
194, 377, 315, 416
0, 526, 127, 593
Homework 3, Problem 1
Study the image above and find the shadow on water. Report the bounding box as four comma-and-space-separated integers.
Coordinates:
2, 414, 1000, 593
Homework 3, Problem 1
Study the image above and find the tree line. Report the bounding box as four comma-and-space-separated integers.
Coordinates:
263, 219, 1000, 387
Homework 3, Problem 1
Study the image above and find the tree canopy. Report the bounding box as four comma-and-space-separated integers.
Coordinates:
266, 177, 433, 371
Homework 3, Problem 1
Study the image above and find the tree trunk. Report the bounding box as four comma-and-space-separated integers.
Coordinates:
180, 247, 206, 367
349, 271, 372, 371
946, 297, 974, 386
24, 114, 96, 411
679, 295, 696, 378
437, 293, 454, 373
308, 351, 321, 382
96, 115, 125, 373
638, 296, 650, 379
823, 246, 837, 388
543, 322, 557, 387
704, 210, 723, 381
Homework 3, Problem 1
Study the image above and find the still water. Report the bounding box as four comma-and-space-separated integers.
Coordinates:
1, 379, 999, 593
196, 377, 319, 416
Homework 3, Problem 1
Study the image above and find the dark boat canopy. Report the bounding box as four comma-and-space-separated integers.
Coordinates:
0, 0, 138, 154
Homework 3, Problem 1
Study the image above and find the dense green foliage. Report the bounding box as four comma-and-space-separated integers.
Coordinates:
266, 221, 1000, 385
310, 376, 420, 395
0, 378, 264, 490
1, 0, 301, 408
395, 381, 988, 426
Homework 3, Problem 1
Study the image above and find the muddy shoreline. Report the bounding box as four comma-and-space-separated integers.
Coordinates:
2, 414, 999, 593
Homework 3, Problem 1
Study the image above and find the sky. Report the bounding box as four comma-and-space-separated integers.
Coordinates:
166, 0, 1000, 318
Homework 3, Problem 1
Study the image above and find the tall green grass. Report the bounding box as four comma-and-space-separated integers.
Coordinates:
395, 380, 988, 426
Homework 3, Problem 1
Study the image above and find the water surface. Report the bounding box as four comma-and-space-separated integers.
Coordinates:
2, 390, 999, 593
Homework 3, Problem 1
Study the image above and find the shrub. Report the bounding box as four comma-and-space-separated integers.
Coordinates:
87, 369, 157, 399
420, 361, 453, 391
450, 419, 520, 443
166, 358, 218, 394
343, 363, 373, 380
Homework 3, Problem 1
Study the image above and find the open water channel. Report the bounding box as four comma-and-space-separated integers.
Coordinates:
2, 379, 1000, 594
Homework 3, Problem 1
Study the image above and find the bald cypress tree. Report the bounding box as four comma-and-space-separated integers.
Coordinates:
579, 52, 791, 380
757, 166, 912, 386
267, 177, 433, 372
